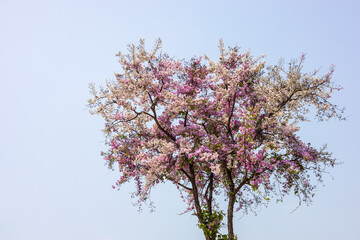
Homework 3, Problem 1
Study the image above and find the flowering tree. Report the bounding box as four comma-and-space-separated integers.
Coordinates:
88, 39, 344, 240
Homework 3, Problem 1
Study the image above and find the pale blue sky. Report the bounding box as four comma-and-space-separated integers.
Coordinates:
1, 0, 359, 239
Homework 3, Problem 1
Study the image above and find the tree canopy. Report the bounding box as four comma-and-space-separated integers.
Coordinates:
88, 39, 344, 240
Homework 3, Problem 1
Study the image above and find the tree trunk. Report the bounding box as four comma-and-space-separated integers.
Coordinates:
227, 192, 236, 240
194, 196, 211, 240
188, 164, 212, 240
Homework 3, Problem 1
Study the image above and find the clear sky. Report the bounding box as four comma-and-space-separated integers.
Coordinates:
1, 0, 359, 239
